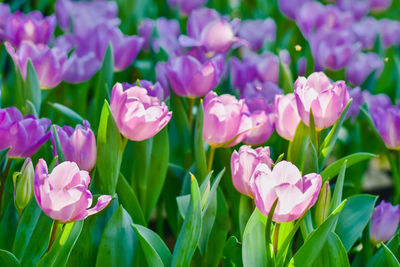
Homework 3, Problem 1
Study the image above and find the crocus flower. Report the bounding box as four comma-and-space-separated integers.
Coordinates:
6, 41, 66, 89
5, 11, 56, 47
370, 200, 400, 244
294, 72, 350, 130
179, 8, 241, 53
378, 19, 400, 48
352, 17, 379, 50
238, 18, 276, 51
165, 54, 223, 97
51, 121, 97, 171
275, 93, 301, 141
367, 93, 400, 150
0, 107, 51, 158
250, 161, 322, 222
34, 159, 112, 223
168, 0, 207, 14
244, 98, 275, 145
203, 91, 252, 147
110, 83, 172, 141
231, 145, 273, 197
138, 19, 155, 51
278, 0, 311, 20
370, 0, 392, 11
346, 53, 383, 86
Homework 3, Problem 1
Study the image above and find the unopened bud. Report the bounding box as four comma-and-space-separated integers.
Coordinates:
315, 181, 331, 226
13, 158, 34, 214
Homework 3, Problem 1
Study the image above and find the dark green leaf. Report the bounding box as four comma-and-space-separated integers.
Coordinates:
52, 126, 66, 163
288, 121, 310, 170
311, 232, 350, 267
0, 249, 20, 267
330, 161, 347, 214
223, 236, 242, 267
382, 244, 400, 267
194, 100, 207, 182
368, 234, 400, 267
24, 60, 41, 114
48, 103, 85, 124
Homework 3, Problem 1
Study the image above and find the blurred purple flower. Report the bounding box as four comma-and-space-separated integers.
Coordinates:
168, 0, 207, 14
370, 0, 392, 11
279, 0, 311, 20
6, 41, 66, 89
165, 53, 224, 97
244, 98, 275, 145
297, 57, 307, 76
347, 87, 364, 122
370, 200, 400, 244
152, 18, 184, 56
5, 11, 55, 47
336, 0, 371, 20
122, 80, 166, 101
378, 19, 400, 48
138, 19, 155, 51
346, 52, 383, 86
241, 81, 283, 104
238, 18, 276, 51
51, 121, 97, 171
155, 62, 170, 98
279, 50, 291, 66
0, 3, 11, 40
203, 91, 252, 147
0, 107, 51, 158
352, 17, 379, 50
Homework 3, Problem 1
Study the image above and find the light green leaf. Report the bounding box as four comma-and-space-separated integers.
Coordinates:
48, 103, 85, 124
222, 236, 242, 267
311, 232, 350, 267
194, 100, 207, 182
288, 121, 310, 170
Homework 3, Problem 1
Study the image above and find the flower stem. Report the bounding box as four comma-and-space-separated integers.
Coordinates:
47, 220, 60, 252
273, 223, 280, 256
388, 151, 400, 203
207, 147, 216, 173
0, 159, 12, 214
188, 98, 195, 127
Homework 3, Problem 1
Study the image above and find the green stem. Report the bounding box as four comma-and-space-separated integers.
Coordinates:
273, 223, 280, 256
0, 159, 12, 215
387, 151, 400, 203
207, 146, 216, 173
188, 98, 195, 127
47, 220, 60, 252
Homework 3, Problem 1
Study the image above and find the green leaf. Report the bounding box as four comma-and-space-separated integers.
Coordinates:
279, 59, 294, 94
24, 59, 41, 114
96, 205, 140, 267
116, 173, 146, 226
0, 249, 20, 267
223, 236, 242, 267
48, 103, 85, 124
96, 100, 126, 195
0, 148, 10, 163
330, 161, 347, 214
239, 195, 253, 239
12, 199, 52, 266
288, 200, 347, 266
382, 244, 400, 267
132, 224, 172, 267
171, 175, 202, 267
242, 208, 267, 267
321, 153, 376, 182
368, 234, 400, 267
318, 100, 352, 170
52, 126, 66, 162
25, 100, 38, 118
130, 127, 169, 222
36, 221, 83, 267
288, 121, 310, 170
335, 194, 377, 251
311, 232, 350, 267
194, 100, 207, 182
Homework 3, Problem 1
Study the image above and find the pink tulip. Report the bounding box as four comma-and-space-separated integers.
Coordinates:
203, 91, 252, 147
250, 161, 321, 222
274, 93, 301, 141
231, 145, 273, 197
294, 72, 350, 130
244, 98, 275, 145
34, 159, 111, 222
110, 83, 172, 141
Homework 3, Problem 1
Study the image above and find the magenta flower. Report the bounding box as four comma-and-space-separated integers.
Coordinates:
51, 121, 97, 172
0, 3, 11, 40
0, 107, 51, 158
203, 91, 252, 147
244, 98, 275, 145
165, 54, 223, 98
6, 41, 66, 89
371, 0, 392, 11
275, 93, 301, 141
34, 159, 112, 223
237, 18, 276, 51
122, 80, 166, 101
231, 145, 273, 197
110, 83, 172, 141
346, 53, 383, 86
5, 11, 55, 47
294, 72, 350, 130
370, 201, 400, 244
250, 161, 321, 222
168, 0, 207, 14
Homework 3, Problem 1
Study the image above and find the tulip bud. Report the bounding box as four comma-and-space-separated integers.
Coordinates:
315, 181, 331, 226
13, 158, 34, 214
370, 200, 400, 244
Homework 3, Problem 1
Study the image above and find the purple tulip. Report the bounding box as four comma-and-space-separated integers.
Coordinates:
346, 53, 383, 86
231, 145, 273, 197
5, 11, 55, 47
168, 0, 207, 14
230, 52, 279, 92
352, 17, 380, 50
122, 80, 166, 101
110, 83, 172, 141
241, 81, 283, 104
336, 0, 371, 20
294, 72, 350, 130
347, 87, 364, 122
367, 93, 400, 150
244, 98, 275, 145
278, 0, 311, 20
51, 121, 97, 171
0, 107, 51, 158
238, 18, 276, 51
279, 50, 291, 66
0, 3, 11, 40
138, 19, 155, 51
165, 53, 223, 97
203, 91, 252, 147
370, 0, 392, 11
309, 29, 361, 70
297, 57, 307, 76
378, 19, 400, 48
6, 41, 66, 89
370, 200, 400, 244
179, 8, 241, 53
250, 161, 321, 222
34, 159, 112, 223
275, 93, 301, 141
155, 62, 170, 97
152, 18, 184, 57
